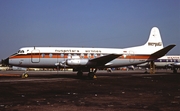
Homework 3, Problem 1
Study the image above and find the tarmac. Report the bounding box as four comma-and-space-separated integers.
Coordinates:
0, 70, 180, 111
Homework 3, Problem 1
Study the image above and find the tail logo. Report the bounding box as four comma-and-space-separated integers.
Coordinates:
148, 42, 162, 47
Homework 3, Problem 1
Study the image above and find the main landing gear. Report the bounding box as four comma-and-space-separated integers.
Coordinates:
77, 71, 83, 77
77, 68, 97, 79
149, 61, 155, 74
173, 67, 177, 74
88, 72, 95, 79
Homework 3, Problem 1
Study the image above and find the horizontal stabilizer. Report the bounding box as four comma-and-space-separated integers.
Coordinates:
150, 44, 176, 59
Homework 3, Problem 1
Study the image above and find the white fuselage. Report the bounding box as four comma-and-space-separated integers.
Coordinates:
9, 46, 156, 68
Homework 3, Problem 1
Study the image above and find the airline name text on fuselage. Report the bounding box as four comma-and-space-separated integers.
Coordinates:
55, 49, 79, 53
167, 57, 180, 59
85, 50, 101, 53
55, 49, 102, 53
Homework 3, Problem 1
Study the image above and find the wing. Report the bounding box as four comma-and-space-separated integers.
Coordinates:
89, 54, 122, 66
150, 44, 176, 59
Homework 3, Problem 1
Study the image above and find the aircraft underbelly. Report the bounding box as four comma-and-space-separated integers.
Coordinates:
9, 58, 30, 67
107, 59, 146, 67
30, 58, 62, 67
10, 57, 148, 68
10, 58, 59, 68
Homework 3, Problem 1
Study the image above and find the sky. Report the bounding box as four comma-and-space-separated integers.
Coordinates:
0, 0, 180, 59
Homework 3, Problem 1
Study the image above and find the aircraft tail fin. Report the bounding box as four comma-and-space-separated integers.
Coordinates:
144, 27, 164, 48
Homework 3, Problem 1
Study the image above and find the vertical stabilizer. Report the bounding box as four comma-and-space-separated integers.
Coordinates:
144, 27, 164, 48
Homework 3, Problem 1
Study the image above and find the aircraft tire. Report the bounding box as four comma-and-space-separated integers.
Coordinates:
77, 71, 83, 77
173, 67, 177, 74
22, 73, 28, 78
88, 72, 94, 80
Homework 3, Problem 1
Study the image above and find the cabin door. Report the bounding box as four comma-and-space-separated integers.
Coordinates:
31, 49, 40, 63
129, 51, 135, 63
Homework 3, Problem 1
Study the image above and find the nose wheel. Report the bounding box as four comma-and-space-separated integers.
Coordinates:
22, 72, 28, 78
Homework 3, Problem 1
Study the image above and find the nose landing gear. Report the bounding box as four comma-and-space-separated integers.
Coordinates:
22, 72, 28, 78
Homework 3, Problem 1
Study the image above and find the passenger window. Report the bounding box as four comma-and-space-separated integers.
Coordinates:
49, 53, 53, 58
61, 53, 64, 57
41, 54, 45, 58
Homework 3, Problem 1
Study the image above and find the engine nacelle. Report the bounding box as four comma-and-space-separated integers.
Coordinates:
66, 59, 89, 66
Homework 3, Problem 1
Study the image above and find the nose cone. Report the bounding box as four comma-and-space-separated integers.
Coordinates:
2, 58, 9, 66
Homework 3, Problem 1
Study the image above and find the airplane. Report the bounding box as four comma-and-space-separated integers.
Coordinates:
4, 27, 175, 79
137, 55, 180, 73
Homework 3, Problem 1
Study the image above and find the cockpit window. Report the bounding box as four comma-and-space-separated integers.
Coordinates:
18, 50, 24, 53
11, 53, 18, 56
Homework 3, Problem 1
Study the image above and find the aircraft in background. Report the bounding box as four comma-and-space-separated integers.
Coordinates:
4, 27, 175, 79
138, 55, 180, 73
